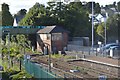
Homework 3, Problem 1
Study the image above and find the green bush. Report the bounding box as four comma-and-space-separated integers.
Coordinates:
6, 68, 20, 76
10, 70, 34, 80
1, 68, 20, 80
1, 71, 9, 80
1, 68, 34, 80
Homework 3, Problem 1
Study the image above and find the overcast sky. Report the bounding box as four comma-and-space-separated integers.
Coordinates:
0, 0, 119, 14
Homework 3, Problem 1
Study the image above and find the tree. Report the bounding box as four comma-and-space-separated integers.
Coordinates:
47, 2, 66, 25
1, 3, 14, 26
16, 9, 27, 15
96, 23, 105, 39
106, 14, 119, 38
96, 14, 120, 42
63, 2, 91, 37
19, 3, 51, 26
84, 2, 101, 14
19, 2, 91, 37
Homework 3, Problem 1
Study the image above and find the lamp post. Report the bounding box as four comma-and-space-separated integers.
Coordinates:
104, 13, 107, 46
104, 13, 107, 57
91, 1, 94, 50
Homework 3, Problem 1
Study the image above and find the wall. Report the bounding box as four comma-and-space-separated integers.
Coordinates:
52, 32, 68, 52
37, 32, 68, 53
37, 33, 52, 53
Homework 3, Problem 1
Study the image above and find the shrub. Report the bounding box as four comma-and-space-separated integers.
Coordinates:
1, 68, 19, 80
6, 68, 20, 76
10, 70, 34, 80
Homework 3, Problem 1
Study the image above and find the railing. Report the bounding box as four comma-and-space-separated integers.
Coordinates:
21, 59, 61, 80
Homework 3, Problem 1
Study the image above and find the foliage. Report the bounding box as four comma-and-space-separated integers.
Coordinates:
10, 70, 34, 80
1, 34, 32, 70
84, 2, 101, 14
2, 47, 8, 55
47, 2, 91, 37
106, 14, 119, 37
96, 14, 120, 41
16, 9, 27, 16
1, 34, 33, 80
6, 68, 20, 76
1, 3, 14, 26
96, 23, 105, 39
63, 2, 91, 37
1, 72, 9, 80
1, 68, 33, 80
19, 3, 49, 26
51, 54, 63, 58
19, 2, 92, 37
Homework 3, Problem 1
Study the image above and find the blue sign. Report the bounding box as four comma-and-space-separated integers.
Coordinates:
99, 75, 107, 80
1, 26, 46, 29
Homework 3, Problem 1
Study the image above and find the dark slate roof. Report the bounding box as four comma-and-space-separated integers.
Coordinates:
37, 25, 69, 34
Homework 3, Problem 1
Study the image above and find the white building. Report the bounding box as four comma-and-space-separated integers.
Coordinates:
13, 18, 18, 26
89, 13, 108, 25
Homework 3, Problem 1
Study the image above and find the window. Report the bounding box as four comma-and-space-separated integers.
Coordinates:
52, 33, 62, 40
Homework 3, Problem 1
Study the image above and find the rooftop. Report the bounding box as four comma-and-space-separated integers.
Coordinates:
37, 25, 69, 34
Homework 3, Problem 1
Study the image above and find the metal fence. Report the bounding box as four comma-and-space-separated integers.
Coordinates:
67, 45, 112, 58
21, 59, 61, 80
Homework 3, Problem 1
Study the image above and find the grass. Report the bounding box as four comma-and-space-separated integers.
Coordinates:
73, 66, 88, 74
33, 50, 42, 54
64, 55, 76, 59
51, 54, 63, 58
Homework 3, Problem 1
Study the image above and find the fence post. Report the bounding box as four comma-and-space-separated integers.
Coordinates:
20, 59, 22, 71
82, 49, 84, 54
96, 48, 97, 56
89, 48, 90, 55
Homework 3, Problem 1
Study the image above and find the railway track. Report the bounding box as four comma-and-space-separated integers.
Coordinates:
69, 61, 119, 78
31, 55, 119, 79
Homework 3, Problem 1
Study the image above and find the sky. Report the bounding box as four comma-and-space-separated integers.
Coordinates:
0, 0, 119, 14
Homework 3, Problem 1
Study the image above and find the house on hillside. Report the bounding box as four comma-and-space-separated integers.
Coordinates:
13, 14, 25, 26
37, 25, 69, 54
101, 7, 120, 17
89, 13, 108, 25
